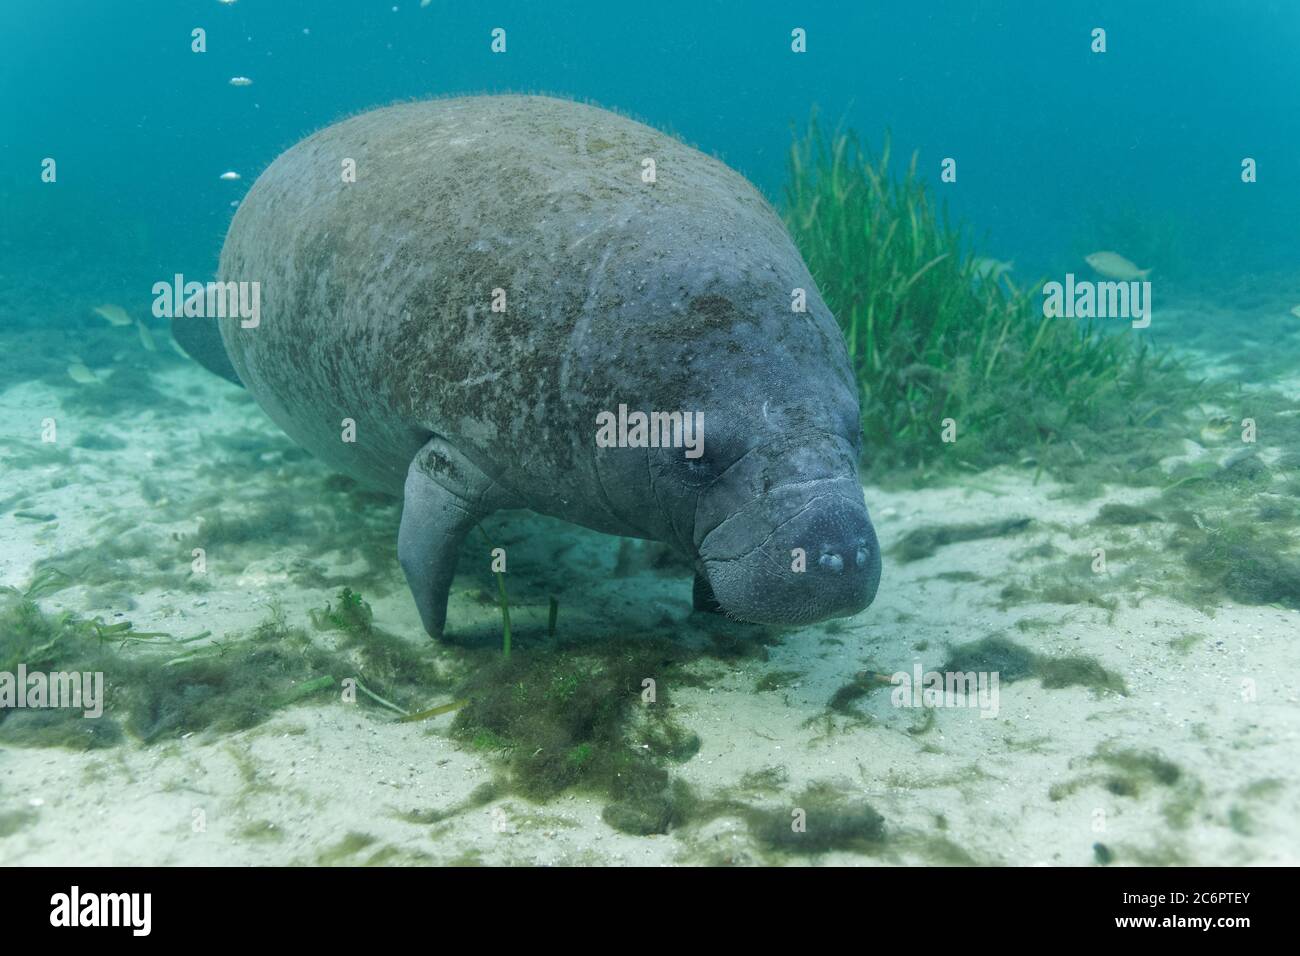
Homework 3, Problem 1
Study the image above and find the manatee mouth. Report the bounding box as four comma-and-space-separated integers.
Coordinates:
698, 478, 881, 626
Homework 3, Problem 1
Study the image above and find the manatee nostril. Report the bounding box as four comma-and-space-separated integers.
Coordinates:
856, 548, 868, 568
819, 553, 844, 573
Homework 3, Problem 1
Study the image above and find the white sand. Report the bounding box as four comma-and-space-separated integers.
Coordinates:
2, 360, 1298, 866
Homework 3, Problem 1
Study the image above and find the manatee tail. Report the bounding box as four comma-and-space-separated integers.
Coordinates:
171, 316, 242, 386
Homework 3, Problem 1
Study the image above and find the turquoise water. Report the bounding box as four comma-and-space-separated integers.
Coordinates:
4, 0, 1297, 303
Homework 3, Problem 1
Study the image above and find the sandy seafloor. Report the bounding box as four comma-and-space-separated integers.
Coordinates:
1, 295, 1299, 867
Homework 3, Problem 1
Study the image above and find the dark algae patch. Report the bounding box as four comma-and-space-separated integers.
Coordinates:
754, 668, 805, 693
0, 808, 38, 838
1035, 656, 1126, 694
0, 596, 124, 750
676, 780, 897, 861
123, 610, 341, 743
1176, 521, 1300, 610
315, 831, 378, 865
826, 669, 889, 716
448, 638, 703, 835
1092, 503, 1162, 526
942, 636, 1036, 681
746, 783, 885, 855
1050, 744, 1201, 830
685, 781, 979, 863
941, 636, 1126, 695
893, 517, 1032, 563
729, 766, 790, 797
397, 781, 501, 827
1097, 748, 1182, 789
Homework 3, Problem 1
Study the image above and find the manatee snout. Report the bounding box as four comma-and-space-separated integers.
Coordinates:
698, 475, 881, 626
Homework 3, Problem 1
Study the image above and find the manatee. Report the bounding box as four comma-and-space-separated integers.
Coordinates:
184, 95, 881, 636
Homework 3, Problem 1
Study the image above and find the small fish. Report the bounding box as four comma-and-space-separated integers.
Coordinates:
229, 76, 253, 87
218, 0, 237, 5
1200, 414, 1235, 444
1085, 251, 1151, 281
92, 304, 132, 327
972, 257, 1014, 280
67, 363, 99, 385
421, 0, 432, 6
219, 171, 241, 181
1290, 305, 1300, 319
137, 320, 158, 352
399, 698, 470, 723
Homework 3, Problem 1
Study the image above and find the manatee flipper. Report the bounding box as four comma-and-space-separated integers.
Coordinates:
398, 437, 515, 639
171, 316, 242, 386
692, 571, 724, 615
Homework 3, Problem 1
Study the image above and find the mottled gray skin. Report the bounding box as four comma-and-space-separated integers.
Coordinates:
214, 95, 881, 636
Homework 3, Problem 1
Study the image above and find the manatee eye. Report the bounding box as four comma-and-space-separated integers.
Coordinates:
684, 449, 720, 479
677, 439, 734, 487
840, 409, 863, 449
672, 431, 745, 487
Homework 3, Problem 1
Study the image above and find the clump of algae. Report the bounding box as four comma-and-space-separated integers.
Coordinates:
309, 588, 454, 712
0, 596, 124, 750
824, 669, 890, 717
1049, 744, 1202, 830
744, 783, 885, 855
753, 669, 805, 693
1174, 520, 1300, 610
941, 635, 1127, 696
1092, 503, 1162, 526
123, 605, 345, 743
0, 808, 38, 838
892, 517, 1032, 563
447, 639, 703, 835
